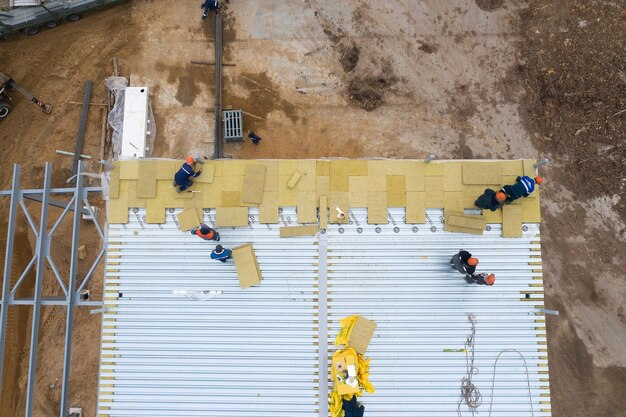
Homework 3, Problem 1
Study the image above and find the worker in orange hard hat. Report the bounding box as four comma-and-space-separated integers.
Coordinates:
190, 223, 220, 241
466, 273, 495, 286
450, 250, 478, 275
500, 175, 543, 203
173, 156, 202, 192
474, 188, 506, 212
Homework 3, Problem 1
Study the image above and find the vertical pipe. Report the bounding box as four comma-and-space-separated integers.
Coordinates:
59, 162, 84, 417
0, 165, 21, 398
72, 80, 93, 179
24, 163, 52, 417
213, 12, 223, 159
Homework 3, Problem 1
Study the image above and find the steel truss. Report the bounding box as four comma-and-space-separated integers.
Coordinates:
0, 162, 105, 417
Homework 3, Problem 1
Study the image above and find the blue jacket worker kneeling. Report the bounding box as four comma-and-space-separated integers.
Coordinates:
174, 156, 202, 192
211, 245, 232, 263
501, 176, 543, 203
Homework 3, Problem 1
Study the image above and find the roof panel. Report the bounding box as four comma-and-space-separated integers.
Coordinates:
98, 208, 551, 417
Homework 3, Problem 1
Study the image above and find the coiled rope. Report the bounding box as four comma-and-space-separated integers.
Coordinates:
457, 313, 481, 416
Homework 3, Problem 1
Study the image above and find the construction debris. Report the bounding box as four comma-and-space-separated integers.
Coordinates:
232, 243, 262, 289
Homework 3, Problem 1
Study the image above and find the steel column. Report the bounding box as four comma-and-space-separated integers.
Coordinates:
24, 163, 52, 417
0, 164, 21, 397
60, 161, 84, 417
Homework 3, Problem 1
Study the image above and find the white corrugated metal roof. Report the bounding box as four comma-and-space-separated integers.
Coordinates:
98, 208, 551, 417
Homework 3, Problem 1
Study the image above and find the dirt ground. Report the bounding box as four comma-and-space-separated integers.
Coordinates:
0, 1, 624, 416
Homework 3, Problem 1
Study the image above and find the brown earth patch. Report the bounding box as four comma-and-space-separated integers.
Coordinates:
518, 1, 626, 218
474, 0, 503, 12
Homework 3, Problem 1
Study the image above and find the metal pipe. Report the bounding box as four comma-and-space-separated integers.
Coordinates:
213, 13, 223, 159
0, 165, 20, 396
60, 161, 84, 417
71, 80, 93, 180
24, 162, 52, 417
24, 194, 90, 216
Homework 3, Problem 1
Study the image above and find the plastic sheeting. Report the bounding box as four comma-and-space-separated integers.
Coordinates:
105, 76, 156, 159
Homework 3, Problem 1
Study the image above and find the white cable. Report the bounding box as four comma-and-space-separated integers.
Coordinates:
487, 349, 535, 417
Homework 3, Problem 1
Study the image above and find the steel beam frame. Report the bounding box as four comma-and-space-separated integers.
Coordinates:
0, 162, 105, 417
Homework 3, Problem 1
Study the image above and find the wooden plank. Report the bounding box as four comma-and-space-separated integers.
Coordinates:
259, 192, 279, 223
348, 176, 368, 207
262, 161, 279, 192
316, 176, 329, 198
222, 175, 244, 191
280, 225, 319, 237
330, 160, 350, 192
406, 192, 425, 224
316, 160, 330, 176
278, 175, 299, 206
109, 167, 120, 199
297, 160, 317, 191
424, 162, 443, 176
279, 160, 298, 175
136, 161, 158, 198
145, 199, 166, 224
446, 212, 486, 230
367, 191, 388, 224
443, 162, 463, 191
444, 191, 464, 214
176, 209, 201, 231
108, 197, 129, 224
297, 191, 318, 223
523, 159, 536, 177
462, 163, 502, 185
444, 224, 484, 235
232, 243, 262, 289
216, 207, 249, 227
386, 175, 406, 207
194, 163, 216, 183
349, 160, 368, 176
287, 171, 301, 189
405, 161, 425, 191
156, 160, 181, 180
221, 191, 241, 207
521, 198, 542, 223
241, 164, 266, 204
119, 160, 139, 179
502, 205, 523, 238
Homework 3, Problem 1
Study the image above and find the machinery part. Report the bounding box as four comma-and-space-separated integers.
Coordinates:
0, 102, 12, 120
1, 73, 53, 115
25, 26, 39, 36
68, 14, 81, 22
45, 21, 59, 29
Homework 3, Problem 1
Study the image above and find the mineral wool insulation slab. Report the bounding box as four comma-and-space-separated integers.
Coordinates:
98, 208, 551, 417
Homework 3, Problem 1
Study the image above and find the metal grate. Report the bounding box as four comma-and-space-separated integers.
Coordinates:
223, 110, 243, 142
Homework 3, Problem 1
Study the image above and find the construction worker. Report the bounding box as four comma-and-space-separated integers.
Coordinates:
173, 156, 202, 192
211, 245, 232, 263
248, 131, 262, 145
190, 224, 220, 241
466, 273, 496, 286
201, 0, 220, 20
474, 188, 506, 212
450, 250, 478, 275
501, 176, 543, 203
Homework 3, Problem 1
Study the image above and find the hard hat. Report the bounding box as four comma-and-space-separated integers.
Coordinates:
186, 156, 195, 164
535, 176, 543, 185
495, 191, 506, 202
467, 257, 478, 267
486, 274, 496, 285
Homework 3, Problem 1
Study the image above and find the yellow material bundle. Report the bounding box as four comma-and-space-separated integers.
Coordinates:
329, 348, 375, 417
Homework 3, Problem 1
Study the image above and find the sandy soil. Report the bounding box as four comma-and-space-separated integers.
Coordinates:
0, 1, 624, 417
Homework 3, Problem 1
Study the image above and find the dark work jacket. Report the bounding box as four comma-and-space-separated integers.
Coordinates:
502, 176, 535, 201
468, 273, 492, 285
174, 163, 200, 185
475, 188, 502, 211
